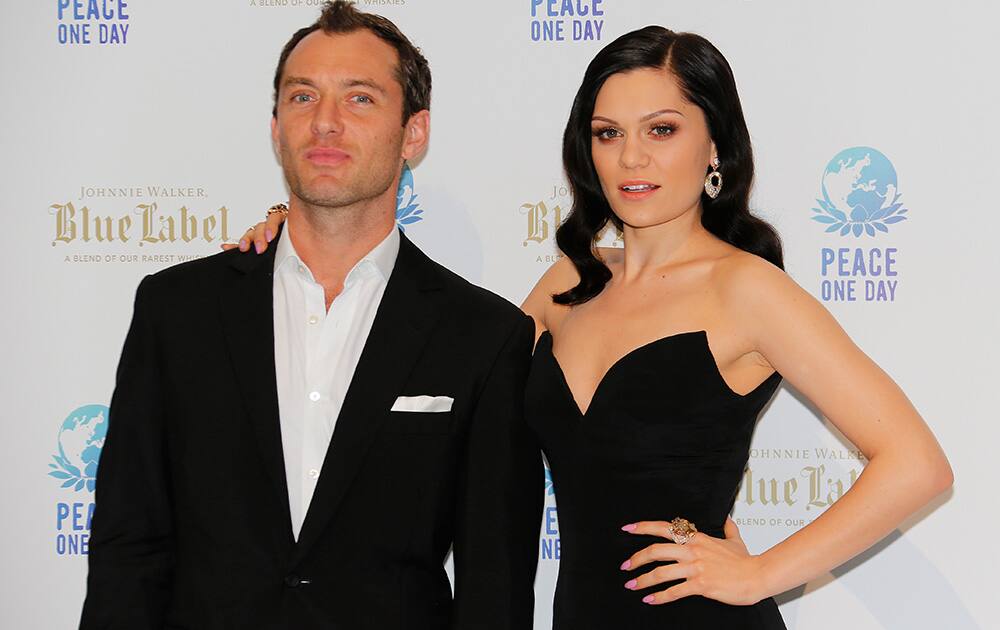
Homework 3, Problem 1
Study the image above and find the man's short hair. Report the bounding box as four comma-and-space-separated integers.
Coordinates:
272, 0, 431, 123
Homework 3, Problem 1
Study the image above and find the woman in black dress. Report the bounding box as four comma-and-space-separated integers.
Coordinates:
518, 26, 951, 629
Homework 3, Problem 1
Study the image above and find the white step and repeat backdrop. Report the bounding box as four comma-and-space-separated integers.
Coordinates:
2, 1, 997, 628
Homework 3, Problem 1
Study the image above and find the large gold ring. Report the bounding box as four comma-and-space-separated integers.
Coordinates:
670, 517, 698, 545
267, 203, 289, 217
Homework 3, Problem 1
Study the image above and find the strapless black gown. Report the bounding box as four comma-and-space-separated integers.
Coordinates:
526, 330, 787, 629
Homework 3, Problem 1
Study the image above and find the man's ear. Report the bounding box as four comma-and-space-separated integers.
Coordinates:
401, 110, 430, 161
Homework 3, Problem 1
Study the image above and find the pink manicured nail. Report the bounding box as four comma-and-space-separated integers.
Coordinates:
265, 229, 273, 242
620, 560, 631, 570
238, 239, 248, 251
622, 523, 637, 532
642, 595, 655, 604
624, 579, 637, 590
254, 242, 262, 254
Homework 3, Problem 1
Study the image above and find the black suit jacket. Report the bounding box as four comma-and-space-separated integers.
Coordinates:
80, 231, 543, 630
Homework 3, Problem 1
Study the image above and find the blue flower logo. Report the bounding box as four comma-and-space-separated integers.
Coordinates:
545, 467, 555, 496
49, 404, 108, 493
395, 164, 423, 231
812, 147, 908, 237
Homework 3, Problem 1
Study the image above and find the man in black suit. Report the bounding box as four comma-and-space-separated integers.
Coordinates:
79, 2, 542, 628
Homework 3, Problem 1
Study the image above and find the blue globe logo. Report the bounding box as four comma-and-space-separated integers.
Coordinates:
395, 164, 424, 231
48, 404, 109, 493
812, 146, 908, 237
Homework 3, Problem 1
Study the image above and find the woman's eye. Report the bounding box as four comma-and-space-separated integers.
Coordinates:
651, 124, 675, 137
593, 127, 621, 140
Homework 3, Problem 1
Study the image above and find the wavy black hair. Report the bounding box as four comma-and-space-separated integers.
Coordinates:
554, 26, 783, 305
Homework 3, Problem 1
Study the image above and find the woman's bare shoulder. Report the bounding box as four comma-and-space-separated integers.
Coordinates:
713, 249, 792, 299
711, 249, 829, 346
521, 255, 580, 334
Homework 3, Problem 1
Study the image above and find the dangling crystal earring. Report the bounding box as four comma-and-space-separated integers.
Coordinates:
704, 157, 723, 199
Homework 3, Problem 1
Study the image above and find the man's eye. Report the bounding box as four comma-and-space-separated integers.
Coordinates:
291, 94, 313, 103
351, 94, 374, 104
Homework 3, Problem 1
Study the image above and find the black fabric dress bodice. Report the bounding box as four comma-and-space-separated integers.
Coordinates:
526, 330, 787, 629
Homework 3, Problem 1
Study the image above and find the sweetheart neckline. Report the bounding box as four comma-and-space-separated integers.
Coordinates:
536, 329, 780, 417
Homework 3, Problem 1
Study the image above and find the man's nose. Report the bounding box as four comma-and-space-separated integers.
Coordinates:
311, 98, 344, 136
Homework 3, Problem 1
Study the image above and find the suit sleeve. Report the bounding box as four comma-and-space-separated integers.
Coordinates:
452, 313, 543, 630
80, 276, 175, 630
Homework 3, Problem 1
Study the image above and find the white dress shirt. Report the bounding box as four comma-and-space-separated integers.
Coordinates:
272, 226, 400, 540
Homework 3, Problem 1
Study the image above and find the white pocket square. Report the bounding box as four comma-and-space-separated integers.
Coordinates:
391, 395, 454, 413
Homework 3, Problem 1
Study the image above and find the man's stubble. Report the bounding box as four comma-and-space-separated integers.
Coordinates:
279, 130, 405, 213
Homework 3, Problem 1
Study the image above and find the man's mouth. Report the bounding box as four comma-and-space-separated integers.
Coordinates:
305, 148, 350, 166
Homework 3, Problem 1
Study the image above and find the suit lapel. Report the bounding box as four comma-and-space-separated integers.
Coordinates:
293, 233, 446, 560
218, 241, 295, 550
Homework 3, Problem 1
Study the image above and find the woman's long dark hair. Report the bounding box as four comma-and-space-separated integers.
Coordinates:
554, 26, 783, 305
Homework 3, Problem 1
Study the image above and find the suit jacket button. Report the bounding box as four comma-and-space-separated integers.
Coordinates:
284, 574, 301, 588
